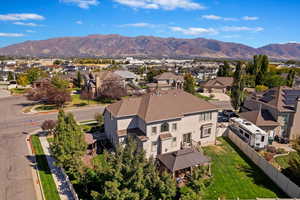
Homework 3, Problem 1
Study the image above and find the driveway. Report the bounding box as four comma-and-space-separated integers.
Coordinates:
0, 89, 11, 99
0, 96, 105, 200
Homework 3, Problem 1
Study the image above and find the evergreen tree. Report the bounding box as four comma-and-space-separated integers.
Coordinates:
7, 71, 14, 81
217, 61, 230, 77
287, 69, 296, 87
88, 138, 176, 200
76, 71, 82, 88
51, 110, 86, 178
183, 73, 196, 95
231, 62, 245, 111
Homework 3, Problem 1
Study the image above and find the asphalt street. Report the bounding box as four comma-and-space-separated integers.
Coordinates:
0, 96, 104, 200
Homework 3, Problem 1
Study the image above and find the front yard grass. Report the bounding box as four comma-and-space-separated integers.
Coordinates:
202, 137, 286, 199
195, 93, 216, 101
10, 88, 26, 94
31, 135, 60, 200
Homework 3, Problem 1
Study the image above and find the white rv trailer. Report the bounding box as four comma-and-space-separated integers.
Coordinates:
229, 117, 268, 149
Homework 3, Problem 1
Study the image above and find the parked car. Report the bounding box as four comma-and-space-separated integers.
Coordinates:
274, 135, 289, 144
223, 110, 238, 118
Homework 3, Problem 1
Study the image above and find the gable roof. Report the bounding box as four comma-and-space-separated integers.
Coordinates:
202, 77, 233, 88
93, 71, 123, 81
106, 89, 217, 123
154, 72, 184, 81
114, 70, 137, 79
239, 109, 280, 127
157, 148, 211, 172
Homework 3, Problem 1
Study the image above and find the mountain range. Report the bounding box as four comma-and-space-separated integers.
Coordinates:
0, 34, 299, 60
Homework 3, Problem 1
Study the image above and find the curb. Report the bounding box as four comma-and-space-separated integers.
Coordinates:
22, 104, 105, 115
25, 129, 45, 200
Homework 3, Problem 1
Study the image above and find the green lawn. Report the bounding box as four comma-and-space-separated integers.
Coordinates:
195, 93, 216, 101
274, 152, 298, 169
10, 88, 26, 94
203, 137, 286, 199
70, 94, 100, 106
31, 135, 60, 200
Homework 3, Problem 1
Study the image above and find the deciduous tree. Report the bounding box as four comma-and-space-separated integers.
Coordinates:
183, 73, 196, 95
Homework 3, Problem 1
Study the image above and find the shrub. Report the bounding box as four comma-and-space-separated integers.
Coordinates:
264, 152, 274, 161
266, 146, 276, 153
255, 85, 268, 92
276, 148, 287, 154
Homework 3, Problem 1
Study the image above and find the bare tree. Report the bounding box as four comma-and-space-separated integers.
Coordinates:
41, 120, 57, 135
98, 78, 127, 100
26, 80, 71, 108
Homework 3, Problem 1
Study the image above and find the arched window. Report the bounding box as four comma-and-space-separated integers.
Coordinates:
160, 122, 169, 132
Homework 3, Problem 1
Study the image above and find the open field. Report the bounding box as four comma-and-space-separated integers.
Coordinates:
203, 137, 286, 199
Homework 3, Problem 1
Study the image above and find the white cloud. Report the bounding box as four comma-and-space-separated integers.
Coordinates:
120, 22, 156, 28
26, 30, 36, 33
0, 33, 25, 37
13, 22, 39, 26
222, 26, 264, 32
202, 14, 238, 21
170, 26, 218, 36
76, 20, 83, 24
60, 0, 99, 9
113, 0, 205, 10
0, 13, 44, 21
202, 14, 222, 20
242, 16, 259, 21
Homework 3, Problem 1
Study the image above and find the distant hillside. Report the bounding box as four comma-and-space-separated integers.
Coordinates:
0, 34, 299, 60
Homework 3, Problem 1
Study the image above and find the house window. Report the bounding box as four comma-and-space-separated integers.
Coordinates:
201, 126, 212, 138
172, 123, 177, 131
151, 141, 157, 152
172, 137, 177, 147
199, 112, 212, 121
261, 136, 265, 142
160, 122, 169, 132
151, 127, 157, 135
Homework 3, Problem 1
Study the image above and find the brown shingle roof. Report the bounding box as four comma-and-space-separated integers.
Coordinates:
202, 77, 233, 88
93, 71, 123, 81
154, 72, 184, 81
106, 89, 217, 123
239, 109, 280, 127
157, 148, 211, 172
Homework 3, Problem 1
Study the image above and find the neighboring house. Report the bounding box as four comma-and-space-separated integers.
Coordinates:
32, 77, 52, 88
202, 77, 233, 93
294, 76, 300, 88
147, 72, 184, 91
104, 89, 218, 158
82, 71, 124, 98
114, 70, 139, 84
190, 66, 218, 81
239, 107, 280, 139
243, 86, 300, 140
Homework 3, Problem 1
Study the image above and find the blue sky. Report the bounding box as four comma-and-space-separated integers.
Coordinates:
0, 0, 299, 48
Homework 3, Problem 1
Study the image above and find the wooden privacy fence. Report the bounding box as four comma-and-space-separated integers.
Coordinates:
227, 130, 300, 198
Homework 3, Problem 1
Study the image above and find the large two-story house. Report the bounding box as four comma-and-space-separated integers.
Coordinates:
242, 86, 300, 140
104, 89, 218, 158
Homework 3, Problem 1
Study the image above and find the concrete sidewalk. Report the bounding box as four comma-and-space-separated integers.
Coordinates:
39, 135, 77, 200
